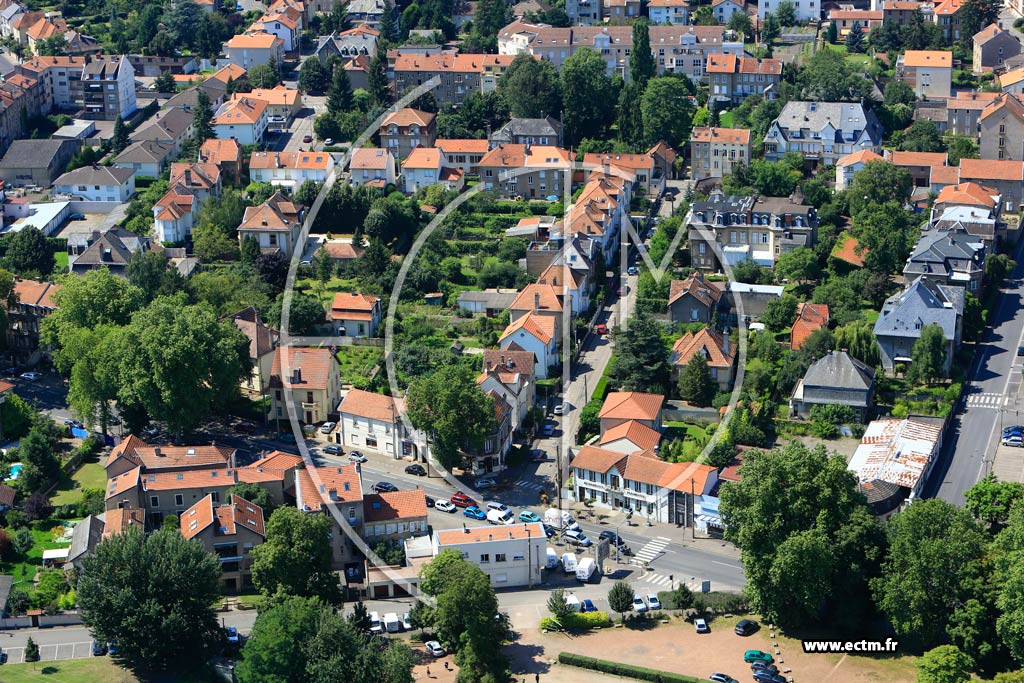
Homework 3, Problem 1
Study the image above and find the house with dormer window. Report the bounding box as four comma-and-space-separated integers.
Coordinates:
873, 277, 963, 373
764, 101, 883, 166
379, 108, 436, 161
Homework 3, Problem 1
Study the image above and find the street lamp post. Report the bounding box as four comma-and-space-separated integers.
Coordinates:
614, 510, 632, 563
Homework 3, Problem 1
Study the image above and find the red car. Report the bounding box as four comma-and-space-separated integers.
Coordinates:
450, 491, 477, 508
595, 323, 608, 335
302, 134, 313, 143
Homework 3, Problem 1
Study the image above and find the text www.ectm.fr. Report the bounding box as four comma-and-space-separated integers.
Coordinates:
802, 639, 899, 654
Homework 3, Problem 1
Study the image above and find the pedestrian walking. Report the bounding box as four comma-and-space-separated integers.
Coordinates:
535, 673, 540, 683
444, 661, 450, 671
426, 667, 431, 678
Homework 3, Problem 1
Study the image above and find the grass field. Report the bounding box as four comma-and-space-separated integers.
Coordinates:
717, 110, 735, 128
335, 346, 383, 386
0, 517, 76, 588
0, 658, 139, 683
54, 251, 69, 270
50, 460, 106, 506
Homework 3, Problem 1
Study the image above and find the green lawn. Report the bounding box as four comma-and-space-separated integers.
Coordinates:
54, 250, 69, 270
0, 658, 139, 683
335, 346, 383, 386
50, 460, 106, 506
0, 518, 77, 588
718, 110, 735, 128
295, 276, 363, 308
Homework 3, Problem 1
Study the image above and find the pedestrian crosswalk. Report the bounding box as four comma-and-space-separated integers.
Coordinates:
513, 479, 546, 492
966, 392, 1010, 409
634, 536, 671, 564
642, 571, 675, 588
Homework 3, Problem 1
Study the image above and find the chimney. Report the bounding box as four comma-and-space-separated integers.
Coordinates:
154, 447, 163, 457
534, 292, 540, 310
292, 367, 302, 383
722, 332, 729, 355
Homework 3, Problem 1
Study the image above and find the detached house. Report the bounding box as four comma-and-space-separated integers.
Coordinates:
903, 229, 987, 293
790, 350, 875, 422
337, 389, 410, 459
132, 108, 194, 156
873, 277, 963, 373
249, 150, 335, 191
228, 307, 280, 399
509, 282, 564, 343
764, 101, 883, 166
973, 23, 1021, 73
896, 50, 953, 99
270, 346, 341, 425
379, 108, 436, 161
330, 292, 381, 337
54, 165, 135, 202
349, 147, 395, 188
224, 32, 285, 70
670, 328, 736, 393
113, 140, 174, 179
481, 349, 536, 430
790, 302, 829, 350
598, 391, 664, 435
668, 272, 722, 324
237, 192, 304, 257
478, 144, 572, 199
212, 97, 269, 146
498, 313, 557, 379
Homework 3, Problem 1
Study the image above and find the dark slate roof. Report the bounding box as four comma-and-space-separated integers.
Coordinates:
0, 139, 75, 169
873, 277, 961, 340
164, 80, 226, 111
492, 116, 563, 141
70, 227, 149, 268
803, 350, 875, 391
133, 107, 193, 142
56, 164, 134, 187
904, 229, 985, 280
67, 514, 104, 563
769, 101, 883, 146
113, 139, 174, 165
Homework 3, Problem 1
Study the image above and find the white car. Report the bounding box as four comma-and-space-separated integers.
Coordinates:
425, 641, 445, 657
434, 499, 457, 513
564, 529, 591, 547
553, 403, 565, 415
647, 594, 661, 610
320, 421, 336, 434
632, 594, 647, 612
694, 618, 710, 633
474, 477, 497, 489
402, 612, 413, 630
348, 452, 367, 463
19, 372, 40, 381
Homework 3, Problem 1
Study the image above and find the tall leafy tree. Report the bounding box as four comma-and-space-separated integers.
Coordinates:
848, 161, 912, 217
4, 227, 54, 278
760, 13, 780, 44
190, 88, 215, 153
560, 47, 616, 147
154, 70, 177, 94
607, 580, 635, 622
965, 475, 1024, 530
616, 80, 645, 148
78, 527, 222, 673
500, 54, 561, 118
629, 21, 655, 87
774, 0, 797, 25
367, 51, 390, 106
250, 506, 341, 604
474, 0, 512, 41
916, 645, 974, 683
678, 351, 715, 407
958, 0, 1001, 49
610, 316, 670, 394
327, 65, 353, 115
833, 321, 881, 367
406, 365, 497, 470
299, 57, 331, 95
908, 323, 948, 385
640, 77, 694, 148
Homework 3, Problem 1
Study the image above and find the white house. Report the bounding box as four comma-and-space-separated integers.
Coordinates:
330, 292, 382, 337
249, 150, 336, 191
834, 149, 884, 191
498, 312, 557, 379
349, 147, 396, 188
54, 165, 136, 202
337, 389, 408, 459
401, 147, 443, 194
432, 523, 547, 588
113, 140, 174, 179
252, 11, 299, 52
224, 31, 285, 69
153, 186, 198, 243
212, 97, 269, 146
476, 366, 533, 433
712, 0, 746, 23
758, 0, 819, 21
647, 0, 689, 25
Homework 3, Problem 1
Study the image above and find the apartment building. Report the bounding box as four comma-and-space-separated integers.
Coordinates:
211, 97, 269, 145
7, 278, 59, 366
392, 53, 515, 106
294, 465, 365, 570
897, 50, 953, 100
760, 0, 819, 20
181, 494, 266, 592
706, 54, 783, 104
973, 23, 1021, 73
18, 54, 136, 120
224, 32, 285, 69
249, 150, 335, 191
432, 524, 547, 588
688, 192, 818, 271
978, 93, 1024, 161
477, 144, 572, 199
379, 108, 437, 160
363, 490, 429, 544
647, 0, 690, 25
689, 126, 752, 179
764, 101, 883, 166
336, 389, 409, 459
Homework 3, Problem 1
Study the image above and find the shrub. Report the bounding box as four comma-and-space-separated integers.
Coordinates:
24, 491, 54, 521
54, 504, 75, 519
12, 527, 32, 556
0, 529, 12, 560
558, 652, 704, 682
540, 611, 612, 631
24, 637, 38, 662
5, 510, 25, 529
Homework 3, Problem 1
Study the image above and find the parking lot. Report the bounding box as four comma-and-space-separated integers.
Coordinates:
4, 640, 95, 664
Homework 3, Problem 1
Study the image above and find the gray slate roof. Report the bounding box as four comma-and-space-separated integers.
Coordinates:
0, 139, 76, 169
56, 164, 135, 187
70, 227, 149, 268
492, 116, 563, 142
67, 514, 104, 564
770, 101, 883, 146
874, 277, 961, 340
803, 350, 875, 391
133, 107, 193, 142
904, 229, 985, 279
114, 139, 174, 165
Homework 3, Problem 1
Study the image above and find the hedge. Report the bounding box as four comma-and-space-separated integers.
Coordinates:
540, 611, 612, 631
557, 652, 713, 683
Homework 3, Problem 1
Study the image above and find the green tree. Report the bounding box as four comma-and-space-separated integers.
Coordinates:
845, 22, 866, 52
125, 250, 168, 303
774, 246, 820, 283
154, 70, 177, 94
692, 6, 716, 24
898, 120, 945, 152
78, 527, 222, 672
884, 79, 917, 107
474, 0, 511, 40
379, 0, 398, 42
327, 64, 353, 114
825, 20, 838, 43
945, 134, 979, 165
547, 587, 574, 622
761, 293, 798, 333
908, 323, 947, 385
958, 0, 1001, 49
616, 80, 646, 148
966, 475, 1024, 530
4, 227, 54, 278
640, 77, 693, 148
367, 50, 390, 107
299, 57, 330, 95
916, 645, 973, 683
561, 47, 616, 146
24, 636, 38, 662
872, 500, 987, 649
227, 482, 276, 515
761, 13, 780, 44
251, 506, 341, 604
610, 316, 670, 394
607, 580, 635, 623
797, 47, 872, 102
191, 87, 215, 150
249, 64, 281, 90
111, 115, 129, 154
833, 321, 881, 367
406, 365, 497, 470
679, 351, 716, 407
17, 428, 61, 493
280, 291, 326, 335
630, 21, 655, 87
500, 53, 561, 119
775, 0, 797, 25
856, 202, 917, 276
729, 11, 753, 38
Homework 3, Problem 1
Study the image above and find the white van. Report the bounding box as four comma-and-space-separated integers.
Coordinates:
545, 547, 559, 569
576, 557, 596, 582
384, 612, 402, 633
565, 594, 582, 612
487, 508, 515, 525
369, 611, 383, 634
561, 552, 578, 573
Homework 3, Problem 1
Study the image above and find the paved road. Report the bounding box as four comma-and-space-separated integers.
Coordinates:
925, 236, 1024, 505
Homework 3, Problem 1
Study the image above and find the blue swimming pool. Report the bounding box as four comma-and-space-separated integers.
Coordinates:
9, 463, 22, 480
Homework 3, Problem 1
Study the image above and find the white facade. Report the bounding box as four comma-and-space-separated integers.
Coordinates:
648, 2, 689, 25
249, 155, 335, 191
497, 327, 556, 379
212, 108, 269, 146
402, 165, 440, 193
759, 0, 819, 20
55, 172, 135, 202
713, 0, 745, 23
432, 523, 547, 588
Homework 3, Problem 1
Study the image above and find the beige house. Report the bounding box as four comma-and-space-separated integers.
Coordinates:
897, 50, 953, 100
237, 192, 304, 256
227, 307, 279, 398
234, 86, 302, 122
670, 328, 736, 393
477, 144, 572, 199
337, 389, 408, 458
705, 54, 783, 104
269, 346, 341, 425
379, 108, 437, 161
294, 465, 364, 570
348, 147, 395, 188
973, 23, 1021, 73
978, 93, 1024, 161
689, 126, 751, 180
181, 494, 266, 592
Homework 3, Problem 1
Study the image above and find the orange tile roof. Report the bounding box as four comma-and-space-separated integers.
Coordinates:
669, 272, 722, 307
208, 64, 248, 85
320, 242, 365, 260
960, 157, 1024, 181
790, 303, 830, 350
234, 86, 301, 108
338, 389, 402, 422
690, 126, 751, 145
479, 144, 572, 169
103, 507, 145, 538
980, 92, 1024, 122
500, 312, 555, 345
393, 53, 515, 74
182, 493, 266, 539
236, 467, 286, 483
935, 0, 964, 16
170, 162, 221, 191
828, 9, 883, 19
837, 149, 883, 167
296, 465, 363, 511
672, 328, 735, 369
380, 108, 435, 128
350, 147, 392, 170
247, 451, 304, 471
238, 192, 301, 233
600, 419, 662, 452
974, 23, 1005, 43
250, 150, 333, 170
131, 445, 233, 471
901, 50, 952, 68
142, 468, 235, 491
657, 460, 716, 493
582, 152, 654, 172
13, 278, 59, 308
213, 97, 268, 125
331, 292, 379, 321
510, 283, 562, 312
255, 11, 299, 30
200, 138, 243, 166
363, 490, 428, 522
436, 138, 490, 154
935, 181, 998, 207
930, 165, 960, 185
884, 150, 948, 167
226, 32, 283, 49
435, 522, 545, 545
105, 466, 141, 500
831, 233, 867, 267
599, 392, 664, 421
180, 494, 215, 539
26, 18, 60, 41
706, 54, 782, 75
270, 346, 335, 391
402, 147, 442, 169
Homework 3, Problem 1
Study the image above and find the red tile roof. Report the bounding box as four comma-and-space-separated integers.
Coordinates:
296, 465, 363, 511
270, 346, 336, 391
435, 522, 544, 545
599, 392, 664, 421
14, 278, 60, 308
363, 490, 428, 522
935, 181, 998, 207
338, 389, 402, 422
672, 328, 735, 369
790, 303, 829, 350
599, 420, 662, 452
330, 292, 380, 321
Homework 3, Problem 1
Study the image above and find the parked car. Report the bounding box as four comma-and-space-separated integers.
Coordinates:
750, 662, 779, 675
373, 481, 398, 493
744, 650, 774, 664
425, 641, 445, 657
92, 641, 108, 656
369, 612, 383, 634
599, 530, 627, 547
541, 422, 555, 437
302, 134, 313, 143
595, 323, 608, 335
425, 496, 435, 508
19, 372, 40, 381
530, 448, 546, 462
627, 266, 638, 275
323, 444, 341, 455
694, 618, 710, 633
320, 422, 336, 434
324, 138, 334, 146
226, 626, 240, 645
734, 619, 758, 636
278, 433, 296, 444
709, 675, 737, 683
564, 529, 591, 547
647, 594, 661, 610
463, 505, 487, 520
348, 452, 367, 463
450, 491, 477, 508
68, 212, 86, 220
541, 523, 556, 538
632, 594, 647, 612
752, 672, 786, 683
402, 612, 413, 630
519, 510, 541, 523
1004, 436, 1024, 447
434, 499, 456, 513
474, 477, 496, 489
581, 599, 597, 613
553, 404, 565, 415
405, 464, 426, 476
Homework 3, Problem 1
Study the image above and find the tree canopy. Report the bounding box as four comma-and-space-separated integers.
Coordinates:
406, 365, 498, 470
251, 506, 341, 604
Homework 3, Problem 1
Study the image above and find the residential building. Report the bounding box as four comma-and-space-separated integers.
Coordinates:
234, 86, 302, 122
125, 54, 198, 77
337, 389, 411, 459
330, 292, 381, 337
934, 0, 965, 43
958, 158, 1024, 211
759, 0, 819, 20
835, 149, 884, 191
670, 328, 736, 393
68, 227, 149, 276
885, 150, 953, 189
1000, 65, 1024, 94
104, 436, 236, 478
687, 192, 818, 271
436, 138, 489, 174
0, 138, 78, 186
571, 446, 717, 523
181, 494, 265, 592
252, 8, 300, 51
599, 391, 663, 435
827, 9, 884, 34
7, 278, 58, 366
113, 140, 174, 179
348, 147, 396, 188
314, 25, 380, 64
978, 93, 1024, 161
132, 108, 195, 156
945, 91, 1001, 137
392, 53, 516, 106
237, 192, 304, 257
873, 277, 963, 373
897, 50, 953, 99
790, 302, 829, 350
249, 150, 335, 191
509, 282, 564, 343
363, 490, 429, 543
647, 0, 689, 25
224, 32, 285, 70
599, 419, 662, 454
137, 469, 239, 526
228, 307, 280, 399
319, 240, 365, 264
402, 147, 446, 193
457, 289, 520, 316
477, 144, 572, 199
903, 228, 987, 293
490, 116, 563, 148
432, 523, 547, 588
269, 346, 341, 425
790, 350, 875, 422
931, 179, 1003, 240
347, 0, 388, 26
54, 164, 135, 202
65, 514, 104, 570
498, 313, 557, 379
689, 126, 751, 180
536, 262, 589, 316
764, 101, 884, 166
212, 96, 269, 146
169, 162, 222, 203
294, 465, 364, 571
668, 272, 723, 324
848, 417, 942, 516
496, 21, 742, 82
79, 54, 136, 120
153, 185, 199, 244
973, 23, 1020, 73
706, 54, 783, 104
200, 138, 244, 184
379, 108, 436, 161
711, 0, 745, 23
481, 350, 537, 431
566, 0, 602, 24
604, 0, 641, 20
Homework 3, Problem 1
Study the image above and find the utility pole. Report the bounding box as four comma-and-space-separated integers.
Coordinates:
556, 443, 563, 511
